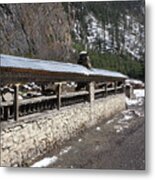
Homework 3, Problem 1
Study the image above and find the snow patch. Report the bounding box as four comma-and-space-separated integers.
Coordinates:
59, 146, 72, 156
126, 89, 145, 106
126, 97, 138, 106
124, 115, 133, 120
138, 98, 144, 106
31, 146, 72, 167
114, 125, 123, 133
133, 110, 144, 117
31, 156, 58, 167
134, 89, 145, 98
116, 129, 121, 133
106, 119, 114, 124
96, 126, 101, 131
78, 138, 82, 142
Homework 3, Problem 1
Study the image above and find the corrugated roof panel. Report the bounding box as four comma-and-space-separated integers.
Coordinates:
0, 54, 127, 80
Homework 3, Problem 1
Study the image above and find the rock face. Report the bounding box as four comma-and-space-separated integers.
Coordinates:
0, 3, 72, 61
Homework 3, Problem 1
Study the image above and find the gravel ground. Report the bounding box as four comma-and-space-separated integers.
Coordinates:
45, 97, 145, 170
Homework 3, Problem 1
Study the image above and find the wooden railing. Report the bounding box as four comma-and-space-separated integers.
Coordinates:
0, 85, 124, 121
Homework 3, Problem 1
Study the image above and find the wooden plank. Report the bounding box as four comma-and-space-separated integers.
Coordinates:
1, 91, 89, 107
62, 91, 88, 98
1, 85, 123, 108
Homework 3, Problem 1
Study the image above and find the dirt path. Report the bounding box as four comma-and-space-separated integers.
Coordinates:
45, 96, 145, 170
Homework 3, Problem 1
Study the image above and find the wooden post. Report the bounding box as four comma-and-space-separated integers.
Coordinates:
57, 84, 61, 110
88, 81, 94, 103
14, 84, 19, 121
4, 106, 9, 121
114, 81, 117, 95
105, 83, 108, 97
123, 81, 126, 93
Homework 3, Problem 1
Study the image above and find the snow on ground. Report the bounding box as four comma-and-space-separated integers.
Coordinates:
105, 110, 133, 133
31, 146, 72, 167
125, 97, 144, 106
78, 138, 82, 142
134, 89, 145, 98
124, 114, 133, 120
126, 97, 138, 106
96, 126, 101, 131
59, 146, 72, 156
31, 156, 58, 168
114, 125, 123, 133
106, 119, 114, 125
126, 89, 145, 106
133, 110, 144, 118
111, 98, 144, 133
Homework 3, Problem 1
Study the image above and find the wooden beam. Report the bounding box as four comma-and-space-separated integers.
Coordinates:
1, 66, 127, 86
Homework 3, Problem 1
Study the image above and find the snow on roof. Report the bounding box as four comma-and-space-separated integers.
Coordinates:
90, 68, 127, 79
125, 79, 144, 85
0, 54, 90, 75
0, 54, 127, 80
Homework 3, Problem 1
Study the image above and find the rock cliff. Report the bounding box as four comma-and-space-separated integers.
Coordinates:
0, 3, 72, 61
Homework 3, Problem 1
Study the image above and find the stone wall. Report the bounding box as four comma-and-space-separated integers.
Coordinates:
1, 94, 126, 167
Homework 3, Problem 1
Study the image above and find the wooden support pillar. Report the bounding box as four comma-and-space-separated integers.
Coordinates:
88, 81, 94, 103
123, 81, 126, 93
105, 83, 108, 97
14, 84, 19, 121
57, 84, 61, 110
114, 81, 117, 95
4, 107, 9, 121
